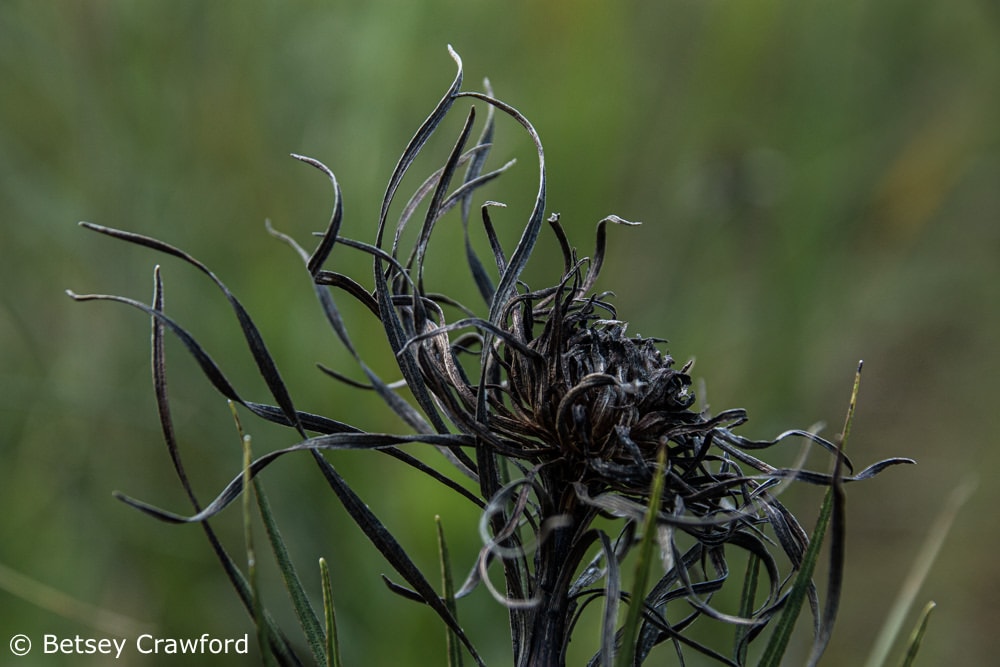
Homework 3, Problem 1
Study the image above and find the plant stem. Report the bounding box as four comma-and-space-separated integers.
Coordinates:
521, 483, 591, 667
524, 530, 574, 666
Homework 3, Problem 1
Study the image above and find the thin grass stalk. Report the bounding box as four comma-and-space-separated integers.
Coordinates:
615, 446, 668, 667
254, 470, 326, 664
756, 476, 834, 666
898, 601, 935, 667
758, 363, 862, 667
241, 431, 275, 667
230, 403, 326, 664
864, 479, 974, 667
319, 558, 343, 667
597, 531, 622, 666
437, 516, 464, 667
0, 562, 150, 638
734, 553, 762, 664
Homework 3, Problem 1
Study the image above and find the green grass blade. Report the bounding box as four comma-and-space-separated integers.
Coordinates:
758, 362, 862, 667
864, 479, 974, 667
233, 403, 314, 666
840, 361, 863, 447
615, 446, 667, 667
897, 601, 935, 667
254, 475, 327, 665
241, 430, 277, 667
734, 553, 762, 664
230, 401, 326, 665
756, 486, 833, 667
0, 561, 150, 637
437, 516, 463, 667
319, 558, 343, 667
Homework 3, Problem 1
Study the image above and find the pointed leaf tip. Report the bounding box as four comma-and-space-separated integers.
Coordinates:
447, 45, 463, 71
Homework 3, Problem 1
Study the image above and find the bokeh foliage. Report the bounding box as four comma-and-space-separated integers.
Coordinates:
1, 1, 998, 665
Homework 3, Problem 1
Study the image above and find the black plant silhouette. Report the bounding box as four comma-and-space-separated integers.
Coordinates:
71, 48, 913, 666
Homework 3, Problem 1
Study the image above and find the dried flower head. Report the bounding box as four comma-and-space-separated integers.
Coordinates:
71, 48, 913, 666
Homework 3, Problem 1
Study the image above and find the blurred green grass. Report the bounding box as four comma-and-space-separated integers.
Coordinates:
1, 1, 998, 665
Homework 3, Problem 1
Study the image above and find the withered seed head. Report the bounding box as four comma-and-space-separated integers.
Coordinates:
408, 215, 728, 499
78, 48, 914, 667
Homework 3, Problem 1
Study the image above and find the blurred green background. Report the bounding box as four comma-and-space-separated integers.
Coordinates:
2, 1, 998, 665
